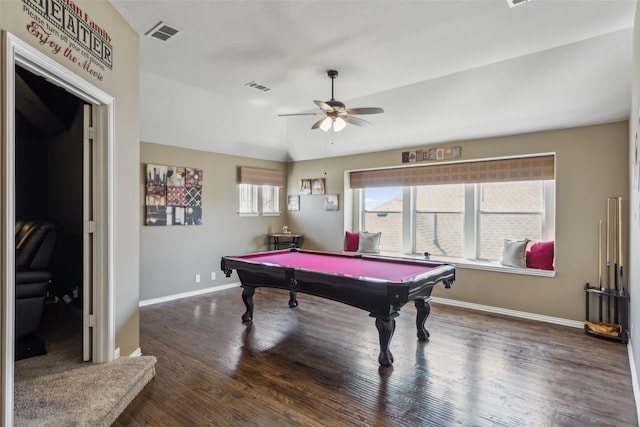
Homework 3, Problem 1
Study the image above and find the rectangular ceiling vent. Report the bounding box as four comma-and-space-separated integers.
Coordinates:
245, 81, 272, 93
145, 22, 182, 42
507, 0, 532, 7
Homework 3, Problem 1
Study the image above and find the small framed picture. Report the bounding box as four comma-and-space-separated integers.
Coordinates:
146, 164, 168, 185
299, 179, 312, 195
324, 194, 339, 211
288, 195, 300, 211
312, 178, 326, 195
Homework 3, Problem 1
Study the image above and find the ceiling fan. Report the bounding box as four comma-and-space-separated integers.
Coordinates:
279, 70, 384, 132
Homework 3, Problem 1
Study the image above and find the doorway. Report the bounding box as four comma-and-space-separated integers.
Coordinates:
15, 64, 85, 360
2, 32, 115, 426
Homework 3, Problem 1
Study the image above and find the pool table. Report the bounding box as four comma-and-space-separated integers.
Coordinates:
221, 248, 455, 367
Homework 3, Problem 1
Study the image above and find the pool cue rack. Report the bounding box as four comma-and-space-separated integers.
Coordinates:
584, 196, 629, 343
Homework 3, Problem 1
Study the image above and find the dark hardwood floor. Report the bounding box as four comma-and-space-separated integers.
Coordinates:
114, 287, 637, 426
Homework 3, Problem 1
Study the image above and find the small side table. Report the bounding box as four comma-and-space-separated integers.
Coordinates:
268, 233, 304, 250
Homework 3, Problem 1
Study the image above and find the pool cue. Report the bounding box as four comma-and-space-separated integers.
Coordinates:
613, 198, 618, 292
618, 197, 625, 294
611, 197, 618, 324
616, 197, 623, 324
598, 219, 603, 322
606, 199, 611, 323
618, 197, 623, 286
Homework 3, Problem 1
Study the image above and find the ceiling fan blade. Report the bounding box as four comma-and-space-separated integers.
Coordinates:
344, 107, 384, 115
278, 112, 323, 117
314, 100, 334, 113
343, 115, 372, 127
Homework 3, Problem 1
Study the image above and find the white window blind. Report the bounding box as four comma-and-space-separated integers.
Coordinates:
237, 166, 284, 187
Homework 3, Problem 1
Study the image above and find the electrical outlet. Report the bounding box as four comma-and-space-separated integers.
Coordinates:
211, 272, 216, 280
195, 274, 201, 283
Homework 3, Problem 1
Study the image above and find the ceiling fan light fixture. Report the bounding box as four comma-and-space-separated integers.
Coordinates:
333, 117, 346, 132
319, 117, 332, 132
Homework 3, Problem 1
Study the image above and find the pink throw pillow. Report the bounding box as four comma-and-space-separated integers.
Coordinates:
526, 241, 554, 270
344, 231, 359, 252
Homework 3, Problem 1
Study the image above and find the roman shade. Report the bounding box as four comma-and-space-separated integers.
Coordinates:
349, 154, 555, 188
237, 166, 284, 187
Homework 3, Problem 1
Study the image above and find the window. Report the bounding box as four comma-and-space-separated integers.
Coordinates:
236, 166, 283, 216
362, 187, 403, 252
238, 184, 258, 215
261, 185, 280, 215
478, 181, 544, 260
415, 184, 465, 258
238, 184, 280, 216
360, 180, 553, 263
353, 155, 555, 266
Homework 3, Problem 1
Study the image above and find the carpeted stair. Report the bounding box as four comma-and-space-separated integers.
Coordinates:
14, 303, 156, 425
14, 355, 156, 426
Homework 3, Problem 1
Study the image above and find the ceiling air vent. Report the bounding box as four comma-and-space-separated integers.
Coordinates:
245, 81, 272, 93
507, 0, 532, 7
145, 22, 181, 42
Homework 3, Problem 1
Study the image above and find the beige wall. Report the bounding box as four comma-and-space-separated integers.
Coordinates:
0, 1, 140, 355
287, 121, 629, 321
139, 142, 287, 301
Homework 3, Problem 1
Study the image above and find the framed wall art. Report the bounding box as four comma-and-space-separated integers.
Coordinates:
145, 163, 203, 226
288, 195, 300, 211
311, 178, 325, 195
299, 179, 312, 195
324, 194, 339, 211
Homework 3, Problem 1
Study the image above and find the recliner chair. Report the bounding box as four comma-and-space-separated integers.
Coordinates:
15, 218, 62, 359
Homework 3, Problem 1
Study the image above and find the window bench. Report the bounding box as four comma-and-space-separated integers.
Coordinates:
374, 252, 556, 278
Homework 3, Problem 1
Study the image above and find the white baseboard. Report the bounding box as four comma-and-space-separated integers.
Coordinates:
627, 339, 640, 425
139, 282, 241, 307
113, 347, 142, 358
431, 297, 584, 329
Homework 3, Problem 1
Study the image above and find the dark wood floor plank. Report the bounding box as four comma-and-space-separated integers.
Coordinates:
114, 288, 637, 426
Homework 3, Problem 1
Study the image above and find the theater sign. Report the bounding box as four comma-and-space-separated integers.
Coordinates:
21, 0, 113, 81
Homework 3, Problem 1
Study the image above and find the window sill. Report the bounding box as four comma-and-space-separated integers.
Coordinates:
238, 212, 282, 217
378, 252, 556, 278
447, 258, 556, 277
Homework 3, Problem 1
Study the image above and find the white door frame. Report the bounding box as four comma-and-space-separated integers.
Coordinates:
1, 32, 115, 426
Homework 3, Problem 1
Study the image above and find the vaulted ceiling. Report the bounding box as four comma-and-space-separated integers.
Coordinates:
110, 0, 636, 161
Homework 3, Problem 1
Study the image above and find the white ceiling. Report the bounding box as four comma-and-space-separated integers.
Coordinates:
110, 0, 636, 162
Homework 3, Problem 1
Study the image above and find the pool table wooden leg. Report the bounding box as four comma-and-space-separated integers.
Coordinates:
288, 290, 298, 308
415, 296, 431, 341
241, 286, 255, 322
375, 317, 396, 367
